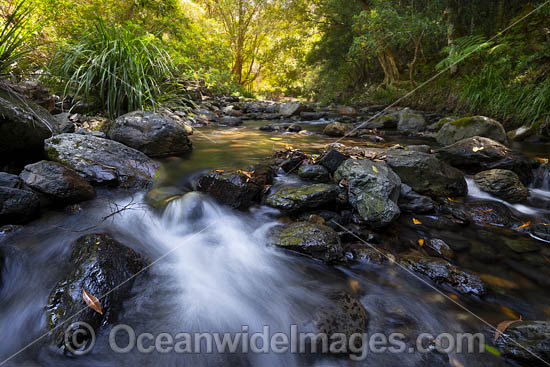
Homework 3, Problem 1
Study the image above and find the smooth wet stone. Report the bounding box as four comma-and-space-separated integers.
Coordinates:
436, 136, 534, 185
265, 184, 339, 212
144, 186, 185, 209
531, 224, 550, 242
504, 238, 541, 254
426, 239, 454, 259
470, 241, 499, 263
272, 222, 343, 263
399, 255, 486, 295
436, 116, 508, 146
46, 234, 147, 352
354, 247, 391, 265
323, 121, 349, 137
298, 164, 330, 182
463, 200, 516, 227
0, 172, 23, 189
45, 133, 159, 189
495, 321, 550, 364
20, 160, 95, 204
398, 184, 435, 213
384, 150, 467, 198
334, 159, 401, 227
474, 169, 529, 203
107, 111, 192, 157
0, 186, 40, 224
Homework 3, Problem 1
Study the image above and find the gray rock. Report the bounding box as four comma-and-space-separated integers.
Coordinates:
335, 105, 357, 116
144, 186, 185, 210
436, 116, 508, 146
495, 321, 550, 364
359, 114, 398, 129
397, 109, 426, 132
384, 150, 467, 197
334, 159, 401, 227
474, 169, 529, 203
279, 102, 307, 117
52, 112, 75, 133
436, 137, 534, 185
427, 116, 459, 132
0, 172, 23, 189
0, 88, 54, 156
426, 239, 454, 259
300, 111, 326, 120
398, 184, 435, 213
266, 184, 339, 212
0, 186, 40, 224
221, 115, 242, 126
508, 125, 533, 142
20, 161, 95, 204
298, 164, 330, 182
45, 133, 159, 189
107, 111, 192, 157
532, 163, 549, 190
46, 234, 146, 352
271, 222, 343, 263
318, 150, 347, 173
399, 255, 486, 295
9, 80, 55, 112
323, 121, 349, 137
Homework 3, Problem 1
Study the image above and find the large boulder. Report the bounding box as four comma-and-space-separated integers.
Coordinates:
397, 109, 426, 133
46, 234, 147, 352
45, 133, 159, 189
399, 255, 486, 296
436, 116, 508, 146
9, 80, 55, 112
265, 184, 339, 212
0, 186, 40, 224
436, 137, 534, 185
495, 321, 550, 364
398, 184, 435, 213
197, 168, 273, 210
384, 150, 467, 197
474, 169, 529, 203
0, 88, 54, 158
359, 114, 398, 129
106, 111, 192, 157
334, 159, 401, 227
323, 122, 349, 137
0, 172, 23, 189
20, 161, 95, 204
279, 101, 307, 117
335, 105, 357, 116
271, 222, 343, 263
298, 164, 330, 182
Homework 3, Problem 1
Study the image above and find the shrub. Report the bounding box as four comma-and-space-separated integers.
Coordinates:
50, 20, 174, 118
0, 0, 31, 77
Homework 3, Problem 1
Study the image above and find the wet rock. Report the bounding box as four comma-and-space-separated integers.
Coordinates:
474, 169, 529, 203
463, 200, 516, 227
0, 187, 40, 224
0, 87, 54, 158
354, 247, 391, 265
300, 111, 326, 120
106, 111, 192, 157
222, 105, 242, 117
504, 238, 541, 253
436, 137, 534, 185
221, 116, 242, 126
384, 150, 467, 198
532, 163, 549, 190
266, 184, 339, 212
427, 116, 459, 132
407, 145, 431, 153
279, 101, 307, 117
20, 161, 95, 204
399, 255, 486, 295
272, 222, 343, 263
436, 116, 508, 146
508, 125, 533, 142
198, 167, 273, 210
495, 321, 550, 364
9, 80, 55, 112
46, 234, 147, 352
335, 105, 357, 116
359, 114, 398, 129
45, 133, 159, 189
323, 121, 349, 137
426, 239, 454, 259
398, 184, 435, 213
334, 159, 401, 227
531, 224, 550, 242
318, 150, 347, 173
53, 112, 76, 133
144, 186, 185, 210
397, 109, 426, 133
0, 172, 23, 189
470, 241, 499, 263
298, 164, 330, 182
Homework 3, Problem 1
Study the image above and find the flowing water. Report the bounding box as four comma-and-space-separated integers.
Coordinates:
0, 121, 549, 366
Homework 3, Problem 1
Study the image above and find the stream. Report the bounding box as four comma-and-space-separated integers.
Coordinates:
0, 120, 549, 366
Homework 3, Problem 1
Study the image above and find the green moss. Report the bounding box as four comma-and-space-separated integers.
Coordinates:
449, 116, 475, 128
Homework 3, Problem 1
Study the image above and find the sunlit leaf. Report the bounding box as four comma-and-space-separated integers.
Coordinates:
447, 197, 455, 202
372, 166, 379, 173
412, 218, 422, 225
82, 287, 103, 315
494, 316, 522, 341
418, 239, 424, 246
472, 146, 485, 152
514, 221, 531, 230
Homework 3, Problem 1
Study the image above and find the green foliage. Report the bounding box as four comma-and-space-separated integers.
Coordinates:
0, 0, 31, 77
436, 35, 493, 71
49, 20, 174, 118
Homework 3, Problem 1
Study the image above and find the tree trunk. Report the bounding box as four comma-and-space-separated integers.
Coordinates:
445, 5, 458, 74
378, 48, 399, 86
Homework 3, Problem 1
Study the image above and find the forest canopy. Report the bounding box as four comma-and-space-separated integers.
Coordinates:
1, 0, 549, 130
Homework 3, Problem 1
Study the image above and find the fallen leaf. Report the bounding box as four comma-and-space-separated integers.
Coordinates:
448, 293, 459, 301
349, 279, 360, 294
418, 239, 425, 246
480, 209, 494, 213
82, 287, 103, 315
270, 137, 283, 141
472, 146, 485, 152
447, 197, 455, 202
214, 169, 224, 173
481, 274, 519, 289
412, 218, 422, 225
499, 305, 519, 319
484, 345, 501, 356
372, 166, 379, 173
514, 221, 531, 230
339, 179, 348, 187
494, 316, 522, 341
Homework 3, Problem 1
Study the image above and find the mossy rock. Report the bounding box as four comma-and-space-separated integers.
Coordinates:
266, 184, 339, 211
436, 116, 508, 146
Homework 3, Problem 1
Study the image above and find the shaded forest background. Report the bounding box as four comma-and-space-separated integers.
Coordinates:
1, 0, 549, 132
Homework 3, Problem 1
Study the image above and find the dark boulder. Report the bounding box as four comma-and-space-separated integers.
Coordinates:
436, 137, 534, 185
398, 184, 435, 213
20, 161, 95, 204
271, 222, 343, 263
474, 169, 529, 203
495, 321, 550, 365
266, 184, 339, 212
436, 116, 508, 146
45, 133, 159, 189
298, 164, 330, 182
318, 150, 347, 173
0, 187, 40, 224
425, 239, 454, 260
106, 111, 192, 157
0, 172, 23, 189
384, 150, 467, 198
359, 114, 398, 129
46, 234, 147, 352
462, 200, 517, 227
9, 80, 55, 112
399, 255, 486, 295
